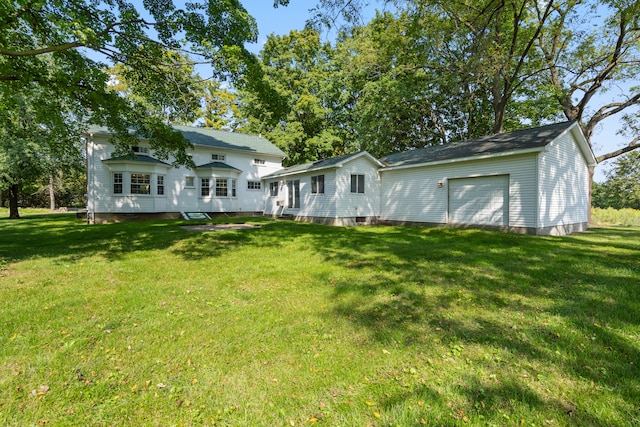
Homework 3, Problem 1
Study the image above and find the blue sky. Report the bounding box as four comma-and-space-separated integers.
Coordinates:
243, 2, 314, 51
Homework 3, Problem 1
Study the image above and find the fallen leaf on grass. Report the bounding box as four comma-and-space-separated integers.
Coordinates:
373, 411, 381, 418
31, 385, 50, 397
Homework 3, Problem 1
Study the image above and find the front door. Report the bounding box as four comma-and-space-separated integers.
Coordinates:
287, 180, 300, 209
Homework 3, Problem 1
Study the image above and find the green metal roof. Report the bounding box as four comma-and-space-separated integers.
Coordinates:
103, 154, 171, 165
196, 161, 242, 172
87, 124, 286, 158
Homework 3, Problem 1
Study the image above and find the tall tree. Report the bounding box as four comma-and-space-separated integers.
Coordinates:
592, 151, 640, 209
536, 0, 640, 163
0, 84, 81, 218
240, 29, 341, 165
0, 0, 262, 164
201, 80, 246, 131
107, 51, 205, 126
311, 0, 640, 164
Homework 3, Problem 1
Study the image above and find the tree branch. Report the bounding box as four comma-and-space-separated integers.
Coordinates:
596, 137, 640, 163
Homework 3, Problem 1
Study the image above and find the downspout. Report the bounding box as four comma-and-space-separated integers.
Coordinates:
86, 134, 94, 224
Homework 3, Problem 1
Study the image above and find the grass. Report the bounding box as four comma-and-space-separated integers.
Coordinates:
1, 209, 639, 426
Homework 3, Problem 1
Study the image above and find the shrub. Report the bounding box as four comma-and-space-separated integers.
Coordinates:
591, 207, 640, 226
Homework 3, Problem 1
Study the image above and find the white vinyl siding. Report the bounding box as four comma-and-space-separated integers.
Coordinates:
537, 131, 591, 228
86, 133, 283, 216
380, 153, 537, 228
300, 170, 336, 217
335, 156, 380, 219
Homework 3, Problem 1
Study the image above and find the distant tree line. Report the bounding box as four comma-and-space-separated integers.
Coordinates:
592, 152, 640, 210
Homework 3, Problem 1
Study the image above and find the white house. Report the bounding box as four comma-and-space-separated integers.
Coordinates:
262, 151, 384, 225
262, 121, 597, 235
86, 121, 596, 235
85, 125, 285, 223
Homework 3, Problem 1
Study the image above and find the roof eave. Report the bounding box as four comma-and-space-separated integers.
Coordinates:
102, 158, 172, 168
567, 123, 597, 166
380, 147, 546, 172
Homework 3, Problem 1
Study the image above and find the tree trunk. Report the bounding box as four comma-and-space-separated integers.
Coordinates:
8, 183, 20, 219
49, 172, 56, 210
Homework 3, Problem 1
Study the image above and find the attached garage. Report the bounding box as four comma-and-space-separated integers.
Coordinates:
448, 175, 509, 226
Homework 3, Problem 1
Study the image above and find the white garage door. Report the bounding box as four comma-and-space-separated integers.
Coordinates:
449, 176, 509, 226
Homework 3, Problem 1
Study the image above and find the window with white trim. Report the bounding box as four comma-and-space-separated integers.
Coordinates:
247, 181, 261, 190
157, 175, 165, 195
185, 176, 195, 188
131, 173, 151, 194
269, 182, 278, 197
253, 158, 266, 165
211, 153, 225, 161
231, 179, 236, 197
201, 178, 210, 197
311, 174, 325, 194
132, 146, 149, 154
216, 178, 228, 197
350, 174, 365, 194
113, 173, 123, 194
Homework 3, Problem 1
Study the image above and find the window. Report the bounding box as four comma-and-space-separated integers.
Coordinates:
247, 181, 261, 190
253, 158, 266, 165
231, 179, 236, 197
311, 174, 324, 194
351, 174, 365, 193
113, 173, 123, 194
131, 173, 151, 194
185, 176, 195, 188
132, 146, 149, 154
157, 175, 165, 195
201, 178, 210, 197
211, 153, 225, 161
216, 178, 228, 197
270, 182, 278, 197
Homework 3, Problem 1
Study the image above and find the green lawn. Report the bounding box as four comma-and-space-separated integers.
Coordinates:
1, 211, 639, 426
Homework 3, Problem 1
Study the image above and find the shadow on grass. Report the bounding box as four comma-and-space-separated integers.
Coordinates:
302, 225, 640, 423
2, 214, 639, 423
0, 213, 285, 264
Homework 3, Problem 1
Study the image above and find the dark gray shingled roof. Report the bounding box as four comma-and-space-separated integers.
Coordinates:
262, 151, 372, 179
380, 121, 578, 168
103, 154, 171, 165
87, 125, 286, 158
196, 161, 242, 172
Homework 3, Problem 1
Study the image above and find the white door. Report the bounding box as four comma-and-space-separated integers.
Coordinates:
449, 176, 509, 226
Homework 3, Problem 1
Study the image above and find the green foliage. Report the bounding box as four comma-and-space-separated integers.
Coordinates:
0, 214, 639, 425
201, 80, 246, 131
308, 0, 638, 163
240, 29, 343, 165
592, 207, 640, 226
592, 151, 640, 209
0, 84, 84, 217
0, 0, 259, 163
107, 51, 205, 125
